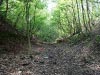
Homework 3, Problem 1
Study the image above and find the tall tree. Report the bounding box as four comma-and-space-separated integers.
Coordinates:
81, 0, 89, 33
5, 0, 8, 18
72, 0, 77, 34
25, 0, 31, 53
86, 0, 92, 31
76, 0, 82, 34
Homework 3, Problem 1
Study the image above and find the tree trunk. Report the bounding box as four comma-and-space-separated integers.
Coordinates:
5, 0, 8, 18
25, 0, 32, 54
81, 0, 89, 33
76, 0, 82, 34
72, 0, 77, 34
86, 0, 92, 31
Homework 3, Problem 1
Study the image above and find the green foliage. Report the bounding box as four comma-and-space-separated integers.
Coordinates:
68, 34, 81, 44
0, 0, 99, 43
95, 35, 100, 44
68, 33, 91, 45
36, 25, 59, 42
0, 11, 6, 19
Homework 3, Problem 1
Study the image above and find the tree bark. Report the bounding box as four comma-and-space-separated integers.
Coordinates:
86, 0, 92, 31
81, 0, 89, 33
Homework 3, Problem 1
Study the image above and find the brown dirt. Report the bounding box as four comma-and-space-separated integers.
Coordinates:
0, 17, 100, 75
0, 41, 100, 75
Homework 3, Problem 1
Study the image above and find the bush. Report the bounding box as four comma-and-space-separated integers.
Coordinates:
36, 26, 59, 42
0, 11, 6, 20
95, 35, 100, 44
68, 33, 91, 45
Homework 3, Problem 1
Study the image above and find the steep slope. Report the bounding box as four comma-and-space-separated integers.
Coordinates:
0, 19, 26, 53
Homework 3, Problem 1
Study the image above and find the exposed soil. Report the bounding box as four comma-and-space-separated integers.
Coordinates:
0, 41, 100, 75
0, 17, 100, 75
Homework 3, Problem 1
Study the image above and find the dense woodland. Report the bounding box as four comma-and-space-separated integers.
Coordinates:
1, 0, 100, 42
0, 0, 100, 75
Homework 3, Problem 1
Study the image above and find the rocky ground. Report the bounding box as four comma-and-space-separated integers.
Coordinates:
0, 41, 100, 75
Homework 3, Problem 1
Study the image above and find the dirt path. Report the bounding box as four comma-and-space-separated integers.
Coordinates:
0, 42, 100, 75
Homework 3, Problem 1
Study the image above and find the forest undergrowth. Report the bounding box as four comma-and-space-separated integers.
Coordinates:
0, 19, 100, 75
0, 0, 100, 74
